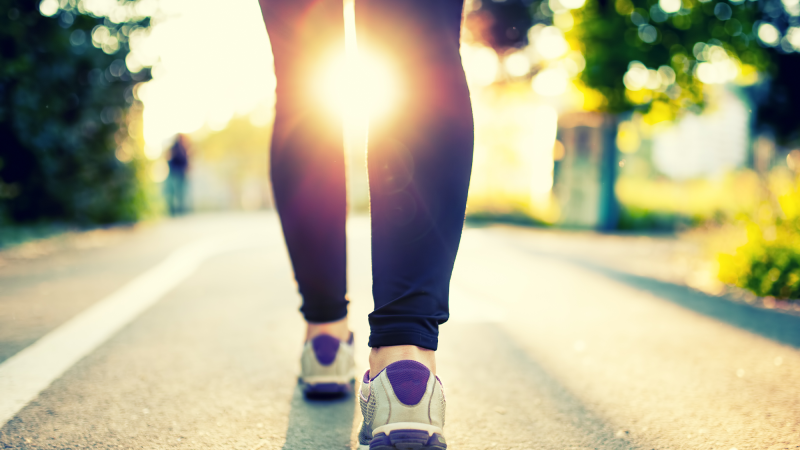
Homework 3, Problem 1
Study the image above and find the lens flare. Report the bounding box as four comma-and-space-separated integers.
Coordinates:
659, 0, 681, 14
316, 52, 399, 122
461, 44, 499, 88
39, 0, 58, 17
532, 67, 569, 96
758, 23, 781, 46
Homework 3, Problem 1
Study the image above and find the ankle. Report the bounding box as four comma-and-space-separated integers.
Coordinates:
306, 316, 350, 342
369, 345, 436, 377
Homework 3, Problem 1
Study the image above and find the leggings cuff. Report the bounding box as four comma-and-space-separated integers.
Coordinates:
301, 303, 348, 324
368, 331, 438, 351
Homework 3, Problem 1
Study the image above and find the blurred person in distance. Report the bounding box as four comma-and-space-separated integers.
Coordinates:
166, 133, 190, 216
258, 0, 472, 448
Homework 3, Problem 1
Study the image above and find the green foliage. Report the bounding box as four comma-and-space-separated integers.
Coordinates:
0, 222, 72, 249
616, 170, 764, 230
0, 0, 152, 225
718, 175, 800, 300
719, 223, 800, 300
618, 206, 699, 229
467, 0, 800, 142
569, 0, 770, 117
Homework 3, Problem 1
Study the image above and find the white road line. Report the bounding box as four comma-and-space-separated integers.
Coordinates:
0, 236, 267, 428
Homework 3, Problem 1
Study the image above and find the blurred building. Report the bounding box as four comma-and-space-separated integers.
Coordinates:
651, 88, 751, 179
554, 112, 619, 230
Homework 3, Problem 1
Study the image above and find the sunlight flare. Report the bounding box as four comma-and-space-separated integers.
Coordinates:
316, 51, 399, 122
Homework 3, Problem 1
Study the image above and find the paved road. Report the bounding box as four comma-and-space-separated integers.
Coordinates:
0, 213, 798, 449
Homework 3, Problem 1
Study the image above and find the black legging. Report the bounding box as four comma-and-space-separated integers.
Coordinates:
258, 0, 473, 351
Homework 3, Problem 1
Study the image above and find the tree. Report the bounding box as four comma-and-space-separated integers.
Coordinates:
465, 0, 799, 145
571, 0, 760, 117
746, 0, 800, 146
0, 0, 152, 225
465, 0, 536, 51
570, 0, 798, 141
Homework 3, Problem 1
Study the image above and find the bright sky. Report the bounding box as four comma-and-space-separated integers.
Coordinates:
133, 0, 276, 158
127, 0, 560, 204
652, 89, 749, 179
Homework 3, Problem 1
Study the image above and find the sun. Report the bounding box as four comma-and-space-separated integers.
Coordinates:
316, 50, 400, 123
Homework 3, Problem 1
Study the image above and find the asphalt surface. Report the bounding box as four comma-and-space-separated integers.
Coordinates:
0, 212, 798, 449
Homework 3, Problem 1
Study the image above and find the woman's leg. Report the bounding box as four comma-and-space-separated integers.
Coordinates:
258, 0, 350, 339
355, 0, 474, 372
355, 2, 471, 444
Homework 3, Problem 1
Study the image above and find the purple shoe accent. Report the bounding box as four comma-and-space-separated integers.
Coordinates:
370, 430, 446, 450
386, 360, 429, 406
369, 432, 392, 449
370, 367, 386, 382
363, 370, 371, 383
311, 334, 340, 366
426, 432, 447, 448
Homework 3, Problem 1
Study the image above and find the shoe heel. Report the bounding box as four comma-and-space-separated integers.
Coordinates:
370, 430, 446, 450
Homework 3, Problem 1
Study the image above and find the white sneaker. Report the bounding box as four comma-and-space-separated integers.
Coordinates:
358, 360, 447, 449
299, 333, 355, 396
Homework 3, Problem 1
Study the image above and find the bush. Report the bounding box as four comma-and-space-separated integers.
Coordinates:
0, 0, 152, 226
718, 177, 800, 301
718, 224, 800, 300
617, 206, 698, 231
615, 171, 764, 231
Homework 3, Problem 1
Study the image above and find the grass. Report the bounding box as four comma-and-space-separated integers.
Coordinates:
0, 222, 75, 250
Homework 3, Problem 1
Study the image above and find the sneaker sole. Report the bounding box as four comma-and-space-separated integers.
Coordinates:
368, 429, 446, 450
302, 382, 351, 399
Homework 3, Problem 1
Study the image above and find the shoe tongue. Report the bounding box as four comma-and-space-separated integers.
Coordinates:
386, 360, 430, 406
311, 334, 340, 366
